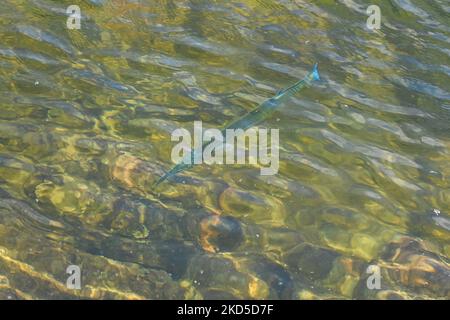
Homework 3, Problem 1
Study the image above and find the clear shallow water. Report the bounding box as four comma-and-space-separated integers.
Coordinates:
0, 0, 449, 299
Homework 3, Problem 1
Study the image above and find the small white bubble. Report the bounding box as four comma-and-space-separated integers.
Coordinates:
34, 81, 39, 86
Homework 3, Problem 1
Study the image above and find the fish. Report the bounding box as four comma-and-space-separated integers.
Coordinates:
154, 63, 320, 187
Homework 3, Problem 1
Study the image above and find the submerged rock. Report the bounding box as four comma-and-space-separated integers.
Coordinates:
284, 243, 340, 282
0, 197, 64, 229
109, 152, 164, 191
185, 253, 293, 299
380, 236, 449, 297
354, 236, 450, 299
0, 193, 188, 299
198, 215, 244, 253
34, 176, 110, 223
218, 187, 286, 226
235, 255, 294, 299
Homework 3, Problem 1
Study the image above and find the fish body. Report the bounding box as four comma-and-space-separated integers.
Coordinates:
154, 63, 320, 187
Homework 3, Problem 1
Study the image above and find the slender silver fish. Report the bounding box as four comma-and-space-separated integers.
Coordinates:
154, 63, 320, 187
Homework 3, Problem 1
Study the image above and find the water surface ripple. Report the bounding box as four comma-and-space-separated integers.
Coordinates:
0, 0, 449, 299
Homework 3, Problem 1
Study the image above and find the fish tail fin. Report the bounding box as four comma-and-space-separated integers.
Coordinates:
153, 171, 171, 188
312, 63, 320, 81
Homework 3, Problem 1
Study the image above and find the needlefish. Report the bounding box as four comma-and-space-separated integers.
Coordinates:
154, 63, 320, 187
